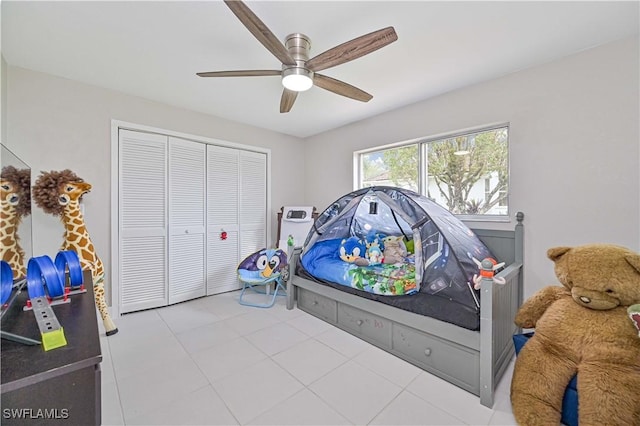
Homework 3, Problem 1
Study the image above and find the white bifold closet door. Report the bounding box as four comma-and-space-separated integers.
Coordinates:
168, 137, 206, 304
239, 150, 267, 260
206, 145, 240, 295
118, 129, 267, 313
119, 130, 168, 313
206, 147, 267, 294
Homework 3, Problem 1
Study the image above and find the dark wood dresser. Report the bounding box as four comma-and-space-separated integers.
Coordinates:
1, 276, 102, 425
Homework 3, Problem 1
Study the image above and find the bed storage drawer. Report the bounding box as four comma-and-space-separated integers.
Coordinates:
393, 324, 479, 392
298, 288, 337, 323
337, 304, 392, 349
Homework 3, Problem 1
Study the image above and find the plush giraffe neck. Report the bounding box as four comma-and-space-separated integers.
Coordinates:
60, 200, 103, 279
59, 194, 117, 335
0, 193, 26, 279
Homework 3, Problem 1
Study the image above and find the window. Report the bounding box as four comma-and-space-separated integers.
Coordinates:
360, 145, 419, 191
356, 125, 509, 218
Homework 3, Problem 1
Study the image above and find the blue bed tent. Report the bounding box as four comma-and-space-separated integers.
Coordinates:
301, 186, 497, 312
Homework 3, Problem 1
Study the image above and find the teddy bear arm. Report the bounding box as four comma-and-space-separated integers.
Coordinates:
514, 286, 570, 328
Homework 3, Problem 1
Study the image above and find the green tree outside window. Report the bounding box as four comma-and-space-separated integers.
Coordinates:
359, 127, 508, 216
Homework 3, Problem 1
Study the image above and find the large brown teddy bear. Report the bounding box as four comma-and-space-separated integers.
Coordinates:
510, 244, 640, 426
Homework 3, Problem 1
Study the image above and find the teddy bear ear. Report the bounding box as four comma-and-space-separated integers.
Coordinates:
547, 246, 572, 261
625, 253, 640, 275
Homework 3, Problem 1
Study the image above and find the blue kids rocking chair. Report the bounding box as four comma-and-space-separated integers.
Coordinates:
237, 248, 289, 308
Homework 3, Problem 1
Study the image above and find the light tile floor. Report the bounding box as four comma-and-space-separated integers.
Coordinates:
99, 291, 517, 425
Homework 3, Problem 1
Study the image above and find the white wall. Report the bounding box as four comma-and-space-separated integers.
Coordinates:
1, 56, 6, 143
1, 3, 5, 144
5, 66, 306, 303
303, 36, 640, 299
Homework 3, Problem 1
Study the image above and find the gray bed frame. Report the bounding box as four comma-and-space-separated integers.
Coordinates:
286, 212, 524, 408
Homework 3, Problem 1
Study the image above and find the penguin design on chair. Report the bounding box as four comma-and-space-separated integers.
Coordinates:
237, 248, 288, 308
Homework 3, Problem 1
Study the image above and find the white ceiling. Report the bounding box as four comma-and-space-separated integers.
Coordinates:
2, 1, 638, 138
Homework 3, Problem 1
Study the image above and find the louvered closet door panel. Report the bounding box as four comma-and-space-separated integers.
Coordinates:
239, 151, 267, 259
207, 230, 240, 294
169, 138, 206, 231
239, 151, 267, 226
168, 137, 206, 304
207, 145, 239, 226
169, 233, 205, 303
206, 145, 240, 294
239, 228, 266, 261
121, 236, 166, 311
119, 129, 168, 313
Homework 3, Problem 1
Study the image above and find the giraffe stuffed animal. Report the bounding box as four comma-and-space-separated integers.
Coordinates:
1, 166, 31, 280
33, 170, 118, 336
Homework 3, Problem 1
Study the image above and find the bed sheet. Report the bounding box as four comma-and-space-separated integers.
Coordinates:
301, 238, 417, 296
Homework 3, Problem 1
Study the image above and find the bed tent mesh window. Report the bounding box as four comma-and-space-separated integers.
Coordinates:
302, 186, 496, 313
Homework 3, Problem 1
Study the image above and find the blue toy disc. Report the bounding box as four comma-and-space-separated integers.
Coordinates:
0, 261, 13, 305
27, 256, 65, 299
55, 250, 84, 287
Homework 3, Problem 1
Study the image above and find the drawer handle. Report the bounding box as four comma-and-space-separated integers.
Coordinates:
312, 300, 318, 306
424, 348, 432, 357
356, 319, 363, 326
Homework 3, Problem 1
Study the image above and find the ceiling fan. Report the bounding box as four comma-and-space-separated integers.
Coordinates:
197, 0, 398, 113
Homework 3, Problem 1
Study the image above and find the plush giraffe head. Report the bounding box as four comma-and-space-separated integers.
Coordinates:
1, 166, 31, 278
0, 178, 20, 211
33, 169, 90, 216
1, 166, 32, 220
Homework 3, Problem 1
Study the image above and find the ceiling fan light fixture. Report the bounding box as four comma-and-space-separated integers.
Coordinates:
197, 2, 398, 111
282, 67, 313, 92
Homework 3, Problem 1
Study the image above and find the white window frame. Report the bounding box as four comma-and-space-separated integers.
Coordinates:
354, 123, 510, 222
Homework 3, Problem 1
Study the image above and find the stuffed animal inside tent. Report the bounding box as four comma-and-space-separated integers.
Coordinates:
339, 237, 369, 266
364, 230, 385, 254
367, 245, 384, 265
382, 235, 407, 264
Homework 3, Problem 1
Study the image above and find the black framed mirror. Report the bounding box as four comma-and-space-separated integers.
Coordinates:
1, 143, 32, 282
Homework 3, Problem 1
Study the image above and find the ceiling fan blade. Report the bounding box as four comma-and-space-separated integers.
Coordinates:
306, 26, 397, 72
224, 0, 296, 66
197, 70, 281, 77
280, 89, 298, 113
313, 74, 372, 102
